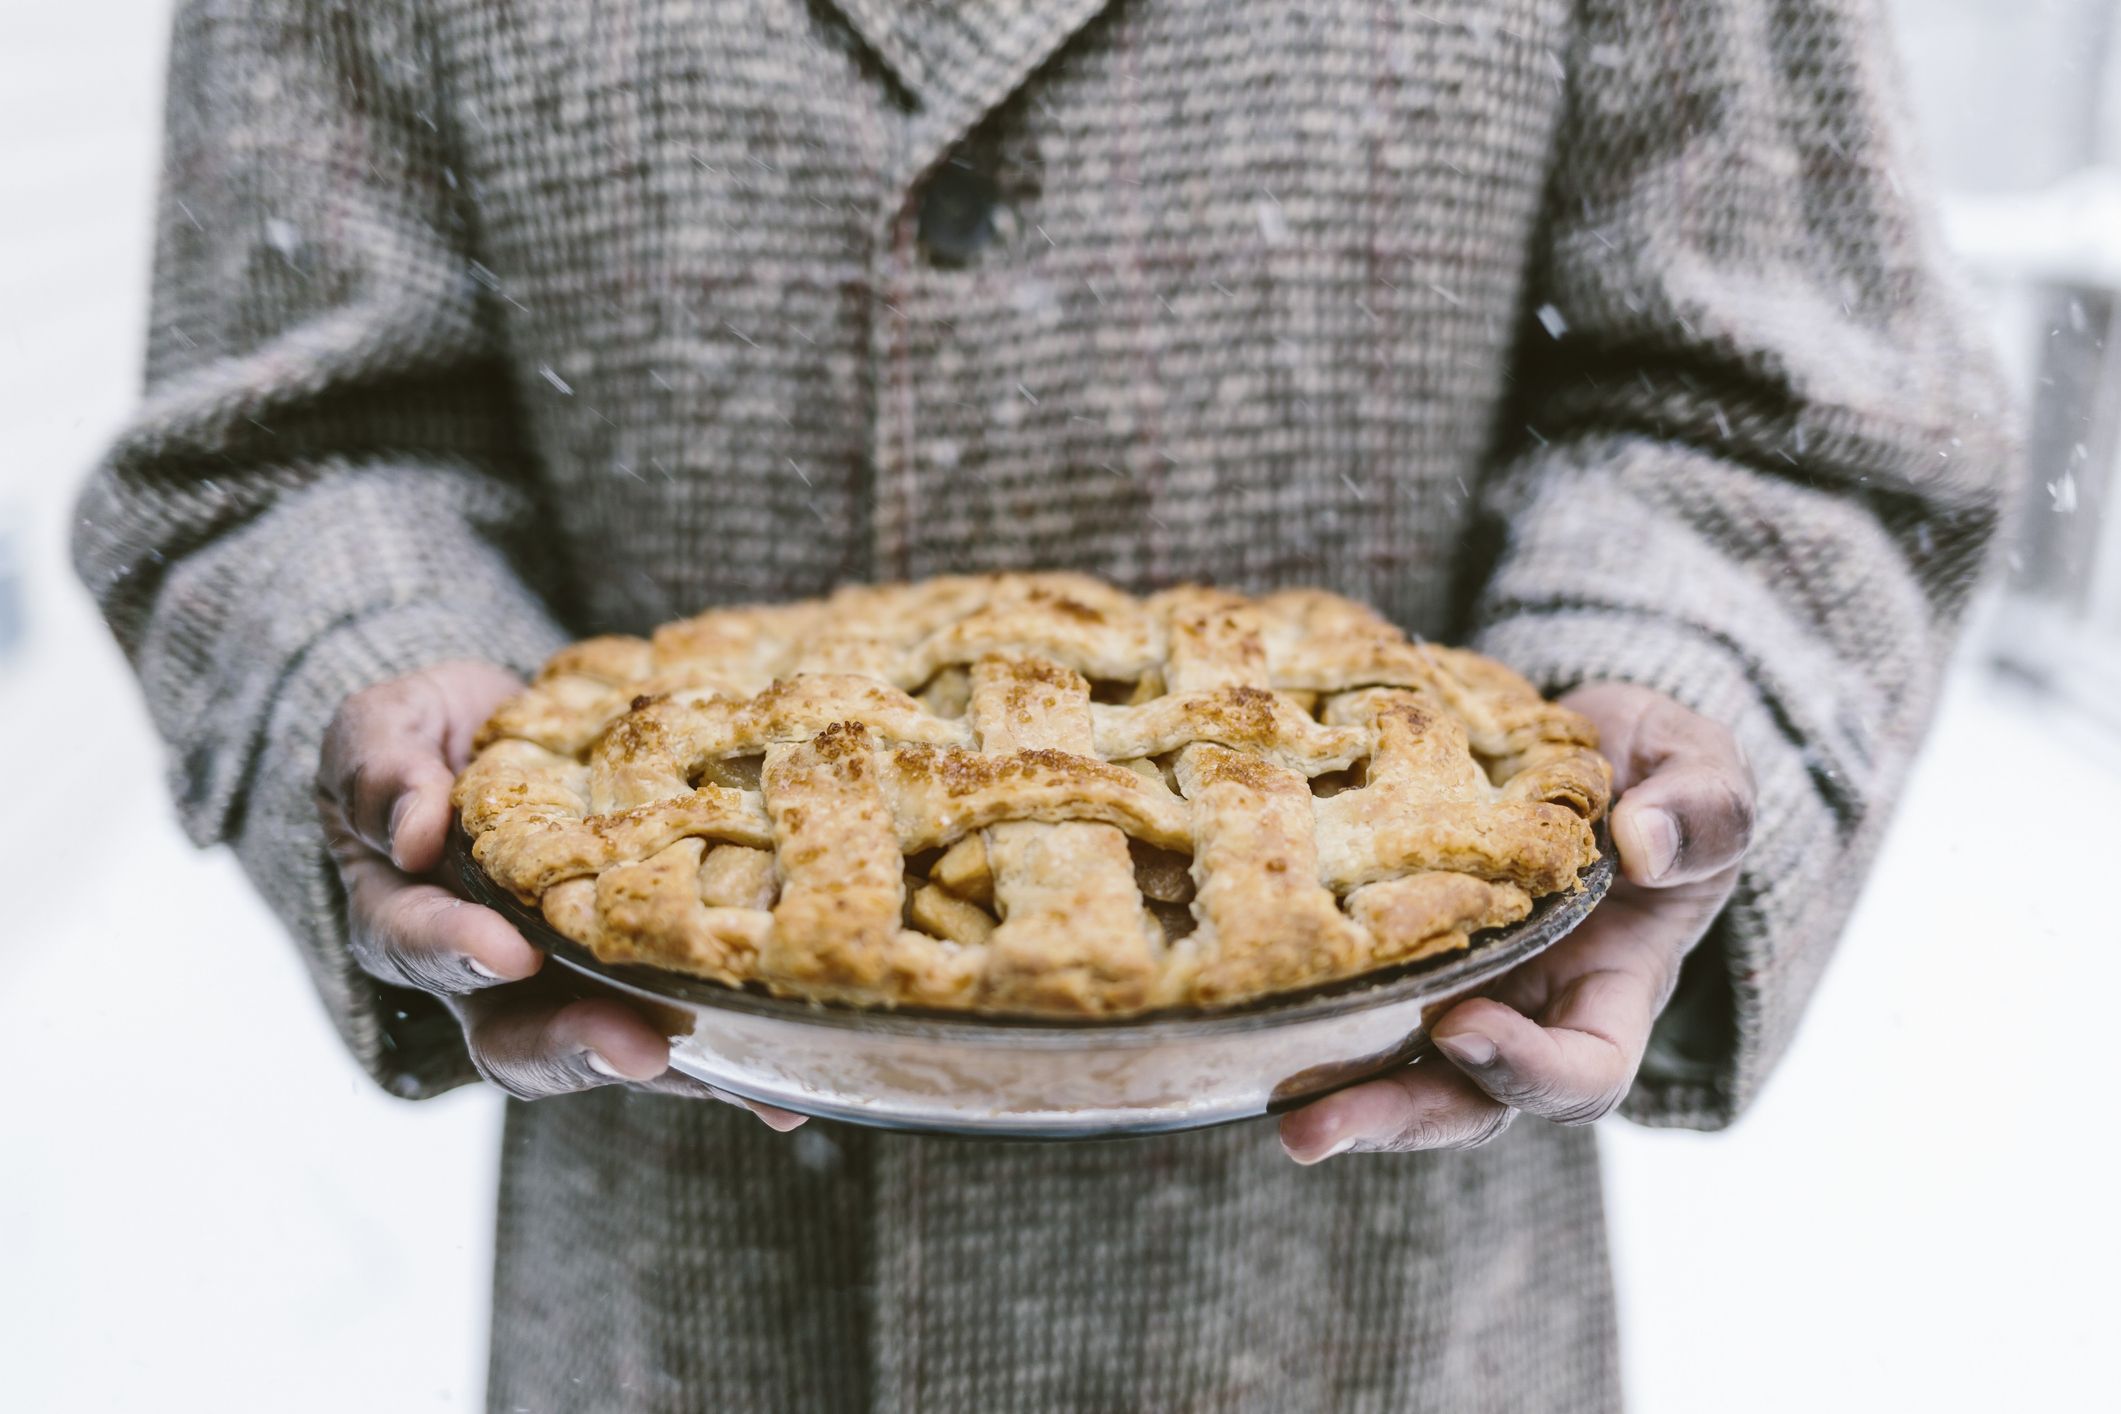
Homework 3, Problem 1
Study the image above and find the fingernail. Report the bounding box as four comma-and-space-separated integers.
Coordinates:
749, 1104, 809, 1132
1630, 807, 1681, 881
585, 1052, 623, 1080
1281, 1120, 1358, 1166
1282, 1135, 1356, 1166
467, 959, 501, 980
1436, 1033, 1498, 1068
387, 795, 414, 868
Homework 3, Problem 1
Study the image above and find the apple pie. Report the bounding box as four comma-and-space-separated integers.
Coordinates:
452, 574, 1610, 1015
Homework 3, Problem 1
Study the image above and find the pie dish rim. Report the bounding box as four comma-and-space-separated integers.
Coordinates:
445, 817, 1615, 1043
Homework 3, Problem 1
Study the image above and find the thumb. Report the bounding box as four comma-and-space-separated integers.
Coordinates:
1566, 685, 1755, 888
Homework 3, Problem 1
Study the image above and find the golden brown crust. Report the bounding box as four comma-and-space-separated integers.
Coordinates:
966, 655, 1163, 1014
452, 573, 1610, 1015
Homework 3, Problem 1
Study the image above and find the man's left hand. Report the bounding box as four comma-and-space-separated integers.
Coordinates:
1279, 681, 1755, 1162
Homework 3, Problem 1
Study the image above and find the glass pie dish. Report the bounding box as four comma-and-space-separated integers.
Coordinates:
447, 821, 1614, 1138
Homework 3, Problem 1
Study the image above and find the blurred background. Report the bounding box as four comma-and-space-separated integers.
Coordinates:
2, 1, 2115, 1409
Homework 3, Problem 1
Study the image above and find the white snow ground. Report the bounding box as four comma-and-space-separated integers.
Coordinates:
2, 4, 2112, 1411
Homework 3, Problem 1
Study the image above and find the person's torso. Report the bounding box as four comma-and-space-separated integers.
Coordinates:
437, 6, 1614, 1408
427, 0, 1572, 633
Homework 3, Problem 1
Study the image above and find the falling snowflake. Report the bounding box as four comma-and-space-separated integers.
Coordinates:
1256, 197, 1289, 246
264, 216, 302, 261
2048, 470, 2077, 514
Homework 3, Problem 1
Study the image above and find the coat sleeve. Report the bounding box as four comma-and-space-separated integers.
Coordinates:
1461, 0, 2014, 1127
73, 0, 568, 1097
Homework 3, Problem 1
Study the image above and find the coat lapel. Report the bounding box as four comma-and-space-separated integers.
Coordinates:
827, 0, 1119, 176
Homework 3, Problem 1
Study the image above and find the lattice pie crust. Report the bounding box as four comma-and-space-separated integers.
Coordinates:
453, 574, 1611, 1015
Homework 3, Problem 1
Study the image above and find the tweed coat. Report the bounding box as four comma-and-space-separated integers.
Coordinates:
77, 0, 2009, 1408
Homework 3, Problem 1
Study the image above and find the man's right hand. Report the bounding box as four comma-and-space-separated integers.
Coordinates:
316, 660, 803, 1128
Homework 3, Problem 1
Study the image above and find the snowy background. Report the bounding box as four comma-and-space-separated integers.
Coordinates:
2, 2, 2115, 1409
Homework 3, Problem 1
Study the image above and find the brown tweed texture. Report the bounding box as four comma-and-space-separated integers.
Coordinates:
75, 0, 2010, 1409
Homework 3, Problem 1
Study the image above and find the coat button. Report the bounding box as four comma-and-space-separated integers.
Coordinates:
917, 159, 1000, 266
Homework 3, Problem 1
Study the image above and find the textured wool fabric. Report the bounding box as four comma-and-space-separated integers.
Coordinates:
76, 0, 2009, 1408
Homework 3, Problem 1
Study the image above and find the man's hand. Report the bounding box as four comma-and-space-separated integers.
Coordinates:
316, 661, 803, 1127
1279, 681, 1753, 1162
